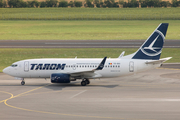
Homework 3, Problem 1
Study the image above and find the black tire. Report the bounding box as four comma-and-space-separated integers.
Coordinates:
81, 81, 86, 86
85, 79, 90, 84
21, 81, 25, 85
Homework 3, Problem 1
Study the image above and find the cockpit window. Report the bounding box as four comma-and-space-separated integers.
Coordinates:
11, 64, 18, 67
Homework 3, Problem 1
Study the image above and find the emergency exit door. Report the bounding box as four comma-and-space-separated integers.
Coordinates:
24, 61, 29, 72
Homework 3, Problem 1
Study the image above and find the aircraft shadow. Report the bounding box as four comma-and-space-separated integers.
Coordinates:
0, 82, 119, 91
45, 83, 119, 91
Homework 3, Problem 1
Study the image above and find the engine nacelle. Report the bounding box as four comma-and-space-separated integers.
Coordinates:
51, 73, 70, 83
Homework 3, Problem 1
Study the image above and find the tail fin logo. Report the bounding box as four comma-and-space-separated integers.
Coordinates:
143, 35, 160, 52
140, 30, 164, 57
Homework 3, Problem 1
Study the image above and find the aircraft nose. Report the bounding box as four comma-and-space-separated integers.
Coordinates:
3, 67, 9, 74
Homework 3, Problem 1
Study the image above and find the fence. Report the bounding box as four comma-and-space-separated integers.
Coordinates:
0, 14, 179, 20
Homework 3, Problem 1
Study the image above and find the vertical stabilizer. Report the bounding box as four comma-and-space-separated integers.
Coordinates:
131, 23, 169, 60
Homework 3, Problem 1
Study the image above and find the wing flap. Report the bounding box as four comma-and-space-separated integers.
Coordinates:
71, 72, 102, 79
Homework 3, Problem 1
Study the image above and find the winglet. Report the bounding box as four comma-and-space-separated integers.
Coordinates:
95, 57, 107, 70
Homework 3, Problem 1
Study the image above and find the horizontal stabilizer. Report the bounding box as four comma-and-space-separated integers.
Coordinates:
145, 57, 172, 64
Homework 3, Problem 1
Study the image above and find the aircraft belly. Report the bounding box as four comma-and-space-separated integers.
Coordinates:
22, 71, 51, 78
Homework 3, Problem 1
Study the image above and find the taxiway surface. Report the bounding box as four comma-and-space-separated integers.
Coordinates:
0, 68, 180, 120
0, 40, 180, 48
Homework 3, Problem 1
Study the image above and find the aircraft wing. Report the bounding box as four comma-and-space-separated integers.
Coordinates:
145, 57, 172, 64
69, 57, 107, 78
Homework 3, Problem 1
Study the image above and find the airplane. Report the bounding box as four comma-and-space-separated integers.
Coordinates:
3, 23, 172, 86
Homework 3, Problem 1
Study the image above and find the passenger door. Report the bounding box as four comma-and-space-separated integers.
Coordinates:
129, 61, 134, 72
24, 61, 29, 72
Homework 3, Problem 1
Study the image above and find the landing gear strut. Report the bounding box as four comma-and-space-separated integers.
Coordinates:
81, 79, 90, 86
21, 80, 25, 85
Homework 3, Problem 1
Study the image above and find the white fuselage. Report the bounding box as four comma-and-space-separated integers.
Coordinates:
3, 58, 160, 79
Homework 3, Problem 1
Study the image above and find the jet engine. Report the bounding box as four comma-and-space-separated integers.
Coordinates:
51, 73, 70, 83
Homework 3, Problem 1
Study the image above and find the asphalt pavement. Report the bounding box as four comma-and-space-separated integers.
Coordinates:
0, 68, 180, 120
0, 40, 180, 48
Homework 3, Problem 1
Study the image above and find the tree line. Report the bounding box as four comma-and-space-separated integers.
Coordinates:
0, 0, 180, 8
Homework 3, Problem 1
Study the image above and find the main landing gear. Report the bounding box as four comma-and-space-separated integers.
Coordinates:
81, 79, 90, 86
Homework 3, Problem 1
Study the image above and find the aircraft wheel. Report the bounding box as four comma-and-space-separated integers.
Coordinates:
81, 81, 86, 86
85, 79, 90, 84
21, 81, 25, 85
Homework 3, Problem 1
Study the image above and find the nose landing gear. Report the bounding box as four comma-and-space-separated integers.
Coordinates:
21, 79, 25, 85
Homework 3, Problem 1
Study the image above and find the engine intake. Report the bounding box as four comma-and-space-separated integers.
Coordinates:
51, 73, 70, 83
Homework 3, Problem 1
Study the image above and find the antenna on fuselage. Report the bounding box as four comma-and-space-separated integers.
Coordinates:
118, 51, 125, 58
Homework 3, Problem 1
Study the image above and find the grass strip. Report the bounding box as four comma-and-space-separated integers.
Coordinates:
0, 8, 180, 20
0, 20, 180, 40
